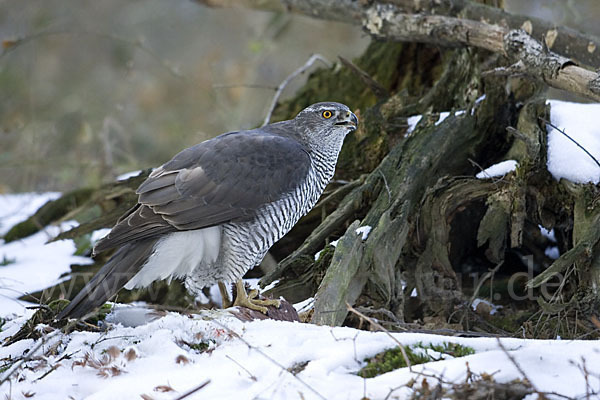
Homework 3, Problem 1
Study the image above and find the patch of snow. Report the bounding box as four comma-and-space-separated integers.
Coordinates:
471, 94, 487, 115
2, 192, 600, 399
91, 228, 111, 244
475, 160, 518, 179
435, 111, 451, 126
547, 100, 600, 184
314, 249, 323, 261
1, 313, 598, 399
545, 246, 560, 260
209, 282, 223, 307
355, 225, 372, 241
539, 226, 556, 242
406, 115, 422, 135
455, 110, 466, 116
0, 192, 61, 236
329, 239, 340, 247
116, 170, 143, 181
106, 303, 161, 327
261, 279, 280, 292
410, 288, 418, 297
293, 297, 314, 313
0, 194, 92, 316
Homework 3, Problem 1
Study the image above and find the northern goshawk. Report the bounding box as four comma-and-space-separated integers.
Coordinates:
58, 102, 358, 319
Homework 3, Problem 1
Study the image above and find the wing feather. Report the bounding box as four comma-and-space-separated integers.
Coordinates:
94, 127, 310, 253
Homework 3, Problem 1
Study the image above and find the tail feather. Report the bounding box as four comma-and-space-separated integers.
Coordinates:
57, 239, 157, 320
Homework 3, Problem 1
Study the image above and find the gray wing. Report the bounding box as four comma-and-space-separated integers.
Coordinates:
94, 129, 310, 253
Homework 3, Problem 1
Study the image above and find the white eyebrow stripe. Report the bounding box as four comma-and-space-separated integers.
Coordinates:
309, 105, 337, 113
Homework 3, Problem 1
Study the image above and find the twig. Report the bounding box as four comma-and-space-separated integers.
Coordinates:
210, 319, 327, 400
0, 329, 61, 385
171, 380, 211, 400
379, 170, 392, 203
262, 54, 331, 126
34, 350, 80, 382
225, 355, 257, 381
466, 262, 502, 313
338, 56, 389, 99
495, 338, 538, 392
541, 117, 600, 169
346, 302, 412, 371
0, 307, 106, 385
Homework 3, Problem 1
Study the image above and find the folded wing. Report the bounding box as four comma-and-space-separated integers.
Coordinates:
94, 130, 310, 253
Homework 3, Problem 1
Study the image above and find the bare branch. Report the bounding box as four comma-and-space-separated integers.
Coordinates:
338, 56, 389, 99
172, 380, 211, 400
262, 54, 331, 126
364, 7, 600, 102
197, 0, 600, 102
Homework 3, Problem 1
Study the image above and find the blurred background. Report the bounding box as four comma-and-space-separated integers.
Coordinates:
0, 0, 598, 192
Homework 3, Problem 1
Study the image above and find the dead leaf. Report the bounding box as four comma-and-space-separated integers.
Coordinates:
124, 348, 138, 362
154, 385, 175, 392
175, 354, 190, 365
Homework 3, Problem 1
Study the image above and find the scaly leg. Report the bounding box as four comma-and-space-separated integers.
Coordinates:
218, 281, 233, 308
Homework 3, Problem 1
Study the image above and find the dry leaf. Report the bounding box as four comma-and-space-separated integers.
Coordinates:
154, 385, 175, 392
124, 348, 138, 362
106, 346, 121, 360
175, 354, 190, 365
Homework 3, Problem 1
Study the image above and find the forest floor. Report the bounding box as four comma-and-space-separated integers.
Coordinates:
1, 100, 600, 399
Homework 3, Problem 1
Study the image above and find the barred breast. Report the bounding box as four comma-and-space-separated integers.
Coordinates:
184, 151, 338, 294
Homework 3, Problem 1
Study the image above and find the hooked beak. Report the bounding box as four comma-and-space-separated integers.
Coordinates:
335, 111, 358, 131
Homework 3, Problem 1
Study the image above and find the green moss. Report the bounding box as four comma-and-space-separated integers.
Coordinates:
358, 346, 429, 378
0, 255, 16, 266
85, 303, 114, 325
73, 233, 93, 256
426, 342, 475, 358
182, 339, 215, 353
189, 341, 211, 352
358, 342, 475, 378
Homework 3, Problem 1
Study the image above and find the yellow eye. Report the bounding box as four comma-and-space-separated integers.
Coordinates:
322, 110, 332, 119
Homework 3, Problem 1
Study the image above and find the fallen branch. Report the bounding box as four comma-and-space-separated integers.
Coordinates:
197, 0, 600, 102
364, 7, 600, 102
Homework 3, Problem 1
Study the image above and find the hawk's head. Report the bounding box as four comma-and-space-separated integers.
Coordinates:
294, 102, 358, 143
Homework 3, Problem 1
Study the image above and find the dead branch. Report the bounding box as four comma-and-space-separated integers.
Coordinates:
262, 54, 331, 126
364, 7, 600, 102
196, 0, 600, 102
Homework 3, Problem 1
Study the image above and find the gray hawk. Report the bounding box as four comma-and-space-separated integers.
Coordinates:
57, 102, 358, 319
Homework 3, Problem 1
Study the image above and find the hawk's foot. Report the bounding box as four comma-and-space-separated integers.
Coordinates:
232, 279, 280, 314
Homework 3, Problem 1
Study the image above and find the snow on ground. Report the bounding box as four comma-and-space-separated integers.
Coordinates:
547, 100, 600, 184
0, 193, 61, 236
0, 193, 92, 316
1, 310, 599, 399
2, 187, 600, 397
